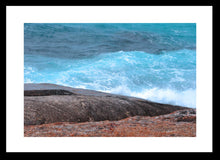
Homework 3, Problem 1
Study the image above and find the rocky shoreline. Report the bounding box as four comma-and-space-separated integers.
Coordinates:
24, 83, 196, 137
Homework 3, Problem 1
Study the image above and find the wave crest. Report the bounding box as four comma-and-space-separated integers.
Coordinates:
24, 49, 196, 108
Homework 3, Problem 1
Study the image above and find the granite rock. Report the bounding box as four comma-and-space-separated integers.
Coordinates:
24, 83, 189, 125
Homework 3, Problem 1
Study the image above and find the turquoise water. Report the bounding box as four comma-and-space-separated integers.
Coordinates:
24, 23, 196, 108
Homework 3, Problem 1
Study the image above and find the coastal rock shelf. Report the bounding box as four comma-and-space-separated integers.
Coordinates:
24, 83, 189, 125
24, 108, 196, 137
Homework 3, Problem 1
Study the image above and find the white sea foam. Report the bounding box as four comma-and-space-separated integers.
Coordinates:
24, 49, 196, 108
102, 86, 196, 108
134, 88, 196, 108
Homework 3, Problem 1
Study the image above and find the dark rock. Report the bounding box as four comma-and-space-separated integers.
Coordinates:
24, 89, 74, 96
24, 83, 189, 125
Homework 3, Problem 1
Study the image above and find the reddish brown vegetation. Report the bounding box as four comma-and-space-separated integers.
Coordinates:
24, 109, 196, 137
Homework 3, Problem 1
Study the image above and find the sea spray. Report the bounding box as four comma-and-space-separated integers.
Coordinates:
24, 50, 196, 108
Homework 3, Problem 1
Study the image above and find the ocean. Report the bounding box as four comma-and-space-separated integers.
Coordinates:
24, 23, 196, 108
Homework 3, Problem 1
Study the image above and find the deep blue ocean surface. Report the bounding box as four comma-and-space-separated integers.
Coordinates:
24, 23, 196, 108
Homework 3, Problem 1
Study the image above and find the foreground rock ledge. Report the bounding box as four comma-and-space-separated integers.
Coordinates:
24, 83, 189, 125
24, 109, 196, 137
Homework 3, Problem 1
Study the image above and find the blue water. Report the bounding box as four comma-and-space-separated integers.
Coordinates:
24, 23, 196, 108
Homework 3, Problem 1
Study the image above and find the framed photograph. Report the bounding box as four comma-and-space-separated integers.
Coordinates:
6, 6, 213, 152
